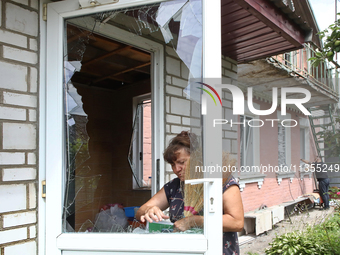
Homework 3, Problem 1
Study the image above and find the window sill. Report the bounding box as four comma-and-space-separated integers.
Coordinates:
276, 171, 295, 185
299, 169, 312, 180
237, 174, 266, 192
133, 187, 151, 191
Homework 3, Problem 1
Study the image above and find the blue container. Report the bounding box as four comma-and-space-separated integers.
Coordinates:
124, 206, 139, 218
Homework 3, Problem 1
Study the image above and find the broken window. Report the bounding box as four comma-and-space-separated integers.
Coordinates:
62, 0, 205, 234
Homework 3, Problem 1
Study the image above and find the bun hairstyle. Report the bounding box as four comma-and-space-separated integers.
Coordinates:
163, 131, 199, 164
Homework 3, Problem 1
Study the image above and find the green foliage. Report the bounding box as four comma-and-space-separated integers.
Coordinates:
308, 14, 340, 66
265, 214, 340, 255
329, 187, 340, 213
319, 117, 340, 158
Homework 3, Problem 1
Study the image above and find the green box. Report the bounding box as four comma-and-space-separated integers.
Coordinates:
147, 221, 174, 233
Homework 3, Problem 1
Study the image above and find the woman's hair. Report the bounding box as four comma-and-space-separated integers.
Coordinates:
163, 131, 198, 164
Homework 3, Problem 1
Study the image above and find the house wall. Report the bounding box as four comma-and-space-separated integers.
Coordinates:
0, 2, 326, 253
0, 0, 39, 254
162, 48, 315, 213
240, 100, 315, 212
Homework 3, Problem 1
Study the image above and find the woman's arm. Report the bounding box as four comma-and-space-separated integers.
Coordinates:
175, 185, 244, 232
222, 185, 244, 232
300, 158, 311, 164
135, 187, 170, 223
173, 215, 203, 232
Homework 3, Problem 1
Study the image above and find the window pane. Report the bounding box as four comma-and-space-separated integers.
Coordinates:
128, 100, 152, 189
142, 101, 152, 187
62, 0, 204, 234
278, 124, 286, 166
240, 116, 254, 168
300, 128, 305, 159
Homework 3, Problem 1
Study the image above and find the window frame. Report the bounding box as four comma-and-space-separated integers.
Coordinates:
276, 111, 294, 184
130, 94, 152, 190
44, 0, 223, 254
277, 111, 292, 167
237, 102, 263, 191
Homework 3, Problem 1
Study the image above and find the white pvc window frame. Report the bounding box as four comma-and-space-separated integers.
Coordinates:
277, 111, 292, 166
131, 93, 152, 190
239, 102, 261, 170
44, 0, 223, 254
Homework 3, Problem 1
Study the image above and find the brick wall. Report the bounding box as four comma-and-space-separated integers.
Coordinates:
164, 47, 238, 182
0, 0, 39, 254
221, 56, 238, 158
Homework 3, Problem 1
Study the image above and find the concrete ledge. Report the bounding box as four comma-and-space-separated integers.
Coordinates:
242, 196, 313, 236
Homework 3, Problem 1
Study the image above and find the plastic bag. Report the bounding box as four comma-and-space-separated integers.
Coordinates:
94, 204, 128, 232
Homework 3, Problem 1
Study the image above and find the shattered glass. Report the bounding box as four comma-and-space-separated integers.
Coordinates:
62, 0, 204, 233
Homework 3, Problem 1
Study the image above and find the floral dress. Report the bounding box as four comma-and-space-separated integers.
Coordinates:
164, 177, 240, 255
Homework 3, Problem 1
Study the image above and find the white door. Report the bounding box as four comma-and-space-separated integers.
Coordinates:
44, 0, 223, 254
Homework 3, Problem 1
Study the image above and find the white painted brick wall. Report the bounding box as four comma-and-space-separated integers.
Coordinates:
12, 0, 29, 5
180, 62, 189, 79
3, 167, 36, 181
3, 92, 37, 108
0, 227, 27, 245
30, 67, 38, 92
182, 117, 200, 127
0, 62, 28, 91
31, 0, 39, 10
29, 226, 36, 238
170, 97, 190, 116
3, 46, 38, 65
0, 1, 38, 253
222, 57, 238, 157
172, 77, 188, 88
166, 114, 181, 124
166, 85, 182, 96
6, 3, 38, 36
0, 29, 27, 48
0, 184, 26, 213
29, 38, 38, 51
166, 57, 180, 76
27, 153, 36, 165
3, 211, 36, 227
3, 123, 36, 150
0, 106, 26, 121
28, 183, 36, 209
4, 241, 36, 255
0, 152, 25, 165
170, 125, 185, 134
29, 109, 37, 122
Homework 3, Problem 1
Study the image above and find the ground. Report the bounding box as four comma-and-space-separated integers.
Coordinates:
239, 206, 335, 255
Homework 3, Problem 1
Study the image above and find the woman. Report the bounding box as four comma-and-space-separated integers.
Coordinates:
136, 131, 244, 254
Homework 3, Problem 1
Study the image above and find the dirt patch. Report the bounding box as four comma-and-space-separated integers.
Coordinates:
240, 207, 335, 255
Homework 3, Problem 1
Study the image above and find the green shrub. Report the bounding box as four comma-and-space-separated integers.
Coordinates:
265, 214, 340, 255
265, 231, 328, 255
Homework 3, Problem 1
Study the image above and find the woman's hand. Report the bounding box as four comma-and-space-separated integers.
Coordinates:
135, 187, 170, 223
140, 205, 169, 223
173, 215, 203, 232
